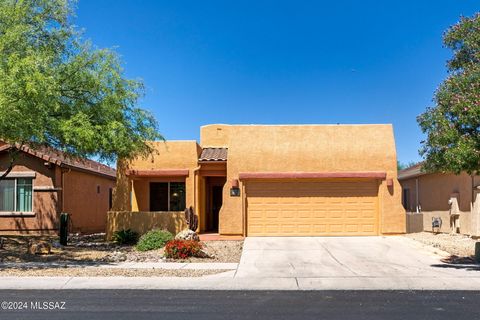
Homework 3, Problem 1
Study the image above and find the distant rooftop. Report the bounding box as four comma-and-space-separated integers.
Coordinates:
0, 143, 116, 179
398, 163, 424, 180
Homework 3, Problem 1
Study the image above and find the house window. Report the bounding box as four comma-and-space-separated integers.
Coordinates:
150, 182, 186, 212
402, 188, 410, 211
0, 178, 33, 212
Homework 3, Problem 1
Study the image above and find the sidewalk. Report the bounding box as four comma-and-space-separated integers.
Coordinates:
2, 273, 480, 290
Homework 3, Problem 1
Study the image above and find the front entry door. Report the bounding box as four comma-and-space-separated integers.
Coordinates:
210, 186, 223, 232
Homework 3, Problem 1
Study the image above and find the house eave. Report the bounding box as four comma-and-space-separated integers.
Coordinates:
238, 171, 387, 180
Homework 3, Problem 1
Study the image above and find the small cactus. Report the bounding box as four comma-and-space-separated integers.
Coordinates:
184, 206, 199, 231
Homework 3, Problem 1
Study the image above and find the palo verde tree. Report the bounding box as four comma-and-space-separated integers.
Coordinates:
418, 13, 480, 174
0, 0, 163, 210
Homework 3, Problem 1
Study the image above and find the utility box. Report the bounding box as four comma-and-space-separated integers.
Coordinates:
59, 213, 69, 246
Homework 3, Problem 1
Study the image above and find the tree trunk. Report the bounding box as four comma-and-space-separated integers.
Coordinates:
111, 157, 132, 211
0, 147, 20, 181
0, 162, 14, 180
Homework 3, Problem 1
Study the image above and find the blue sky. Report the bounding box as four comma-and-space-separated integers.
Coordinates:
75, 1, 478, 164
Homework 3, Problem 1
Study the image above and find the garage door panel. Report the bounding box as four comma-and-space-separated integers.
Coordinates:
246, 180, 379, 236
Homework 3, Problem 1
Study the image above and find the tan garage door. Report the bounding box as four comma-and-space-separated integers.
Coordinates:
246, 180, 379, 236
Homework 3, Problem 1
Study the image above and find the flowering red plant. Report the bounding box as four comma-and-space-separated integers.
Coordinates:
164, 239, 203, 259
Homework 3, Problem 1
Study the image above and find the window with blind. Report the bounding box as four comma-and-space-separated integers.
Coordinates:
0, 178, 33, 212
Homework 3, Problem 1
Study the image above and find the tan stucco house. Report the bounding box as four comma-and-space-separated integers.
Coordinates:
109, 124, 406, 238
0, 143, 116, 234
399, 164, 480, 236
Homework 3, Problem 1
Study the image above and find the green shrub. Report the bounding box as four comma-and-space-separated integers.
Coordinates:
112, 229, 139, 245
136, 229, 173, 251
164, 239, 203, 259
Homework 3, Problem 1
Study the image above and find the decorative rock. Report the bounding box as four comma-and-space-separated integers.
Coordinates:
51, 241, 63, 249
197, 249, 214, 259
108, 251, 127, 262
28, 241, 52, 255
175, 229, 200, 242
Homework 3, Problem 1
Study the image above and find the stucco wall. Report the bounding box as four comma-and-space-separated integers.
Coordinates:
128, 141, 201, 214
400, 172, 477, 212
200, 124, 231, 147
118, 125, 405, 236
406, 211, 473, 234
201, 124, 405, 235
106, 211, 187, 240
400, 172, 480, 236
406, 213, 424, 233
0, 152, 59, 234
63, 170, 115, 233
0, 151, 115, 234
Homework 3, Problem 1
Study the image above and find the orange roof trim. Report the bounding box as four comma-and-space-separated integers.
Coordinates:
127, 169, 190, 177
238, 171, 387, 180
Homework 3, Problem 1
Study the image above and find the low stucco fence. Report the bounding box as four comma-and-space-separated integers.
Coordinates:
406, 211, 476, 235
106, 211, 187, 240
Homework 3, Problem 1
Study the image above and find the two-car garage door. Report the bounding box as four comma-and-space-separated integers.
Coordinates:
246, 180, 379, 236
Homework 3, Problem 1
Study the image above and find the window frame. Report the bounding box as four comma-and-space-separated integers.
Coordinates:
169, 182, 186, 212
149, 181, 186, 212
0, 177, 34, 213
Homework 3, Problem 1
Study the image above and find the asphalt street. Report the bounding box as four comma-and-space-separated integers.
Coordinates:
0, 290, 479, 320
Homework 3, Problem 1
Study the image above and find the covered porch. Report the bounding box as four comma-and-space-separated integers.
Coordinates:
107, 146, 228, 239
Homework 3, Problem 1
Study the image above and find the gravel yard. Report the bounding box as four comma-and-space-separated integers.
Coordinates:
0, 234, 244, 264
0, 268, 228, 277
405, 232, 478, 262
103, 240, 243, 263
0, 235, 112, 263
180, 241, 243, 263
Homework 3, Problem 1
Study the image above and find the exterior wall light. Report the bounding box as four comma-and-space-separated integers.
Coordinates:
230, 179, 240, 197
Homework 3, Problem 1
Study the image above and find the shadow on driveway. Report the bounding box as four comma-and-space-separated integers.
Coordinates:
431, 255, 480, 271
431, 264, 480, 271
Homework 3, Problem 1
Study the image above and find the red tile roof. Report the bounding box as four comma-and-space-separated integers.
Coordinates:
199, 148, 228, 161
0, 143, 116, 179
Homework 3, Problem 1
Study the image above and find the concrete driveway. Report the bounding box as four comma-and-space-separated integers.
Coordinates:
235, 236, 480, 289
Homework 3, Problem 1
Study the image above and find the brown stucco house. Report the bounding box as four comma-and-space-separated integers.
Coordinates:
109, 124, 406, 238
0, 142, 116, 234
399, 164, 480, 236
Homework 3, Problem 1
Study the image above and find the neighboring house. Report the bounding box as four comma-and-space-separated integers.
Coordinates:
399, 164, 480, 236
108, 124, 405, 238
0, 142, 116, 234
